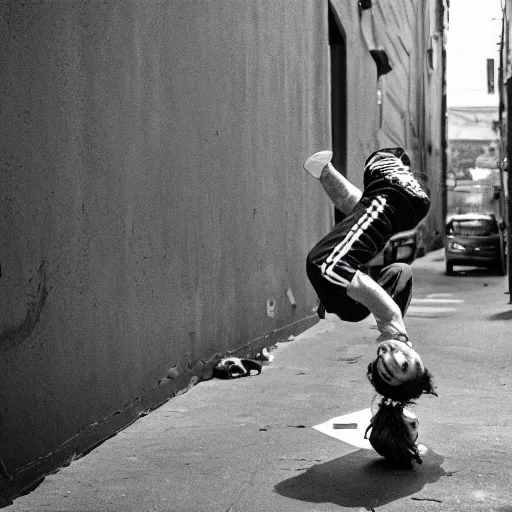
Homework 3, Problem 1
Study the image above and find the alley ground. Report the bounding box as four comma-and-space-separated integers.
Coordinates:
6, 249, 512, 512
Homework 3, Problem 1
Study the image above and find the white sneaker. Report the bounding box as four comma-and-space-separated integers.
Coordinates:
303, 150, 333, 178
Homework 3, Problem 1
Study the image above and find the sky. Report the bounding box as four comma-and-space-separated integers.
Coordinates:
446, 0, 503, 107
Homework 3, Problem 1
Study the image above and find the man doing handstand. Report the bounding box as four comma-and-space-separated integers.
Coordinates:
304, 148, 435, 402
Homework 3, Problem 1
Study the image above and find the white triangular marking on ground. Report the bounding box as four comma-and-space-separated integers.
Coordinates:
411, 298, 464, 304
312, 409, 373, 450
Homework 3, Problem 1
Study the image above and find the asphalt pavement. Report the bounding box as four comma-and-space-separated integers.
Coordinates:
6, 249, 512, 512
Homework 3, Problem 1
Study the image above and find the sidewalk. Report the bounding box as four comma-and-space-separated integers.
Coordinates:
6, 250, 512, 512
8, 316, 379, 512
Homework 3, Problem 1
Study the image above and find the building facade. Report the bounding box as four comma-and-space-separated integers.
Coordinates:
0, 0, 447, 502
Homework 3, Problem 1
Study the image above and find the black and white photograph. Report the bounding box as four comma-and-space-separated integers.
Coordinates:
1, 0, 511, 510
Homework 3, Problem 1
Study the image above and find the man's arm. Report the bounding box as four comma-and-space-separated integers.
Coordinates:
345, 270, 408, 340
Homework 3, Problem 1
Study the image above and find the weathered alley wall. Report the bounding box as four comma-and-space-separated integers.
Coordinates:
0, 0, 337, 498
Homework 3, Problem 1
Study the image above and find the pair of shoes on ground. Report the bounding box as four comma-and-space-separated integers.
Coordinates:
213, 357, 262, 379
303, 150, 333, 178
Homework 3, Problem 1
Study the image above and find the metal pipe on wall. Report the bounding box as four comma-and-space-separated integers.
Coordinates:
506, 78, 512, 300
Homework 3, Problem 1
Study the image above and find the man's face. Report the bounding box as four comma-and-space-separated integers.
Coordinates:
374, 340, 424, 386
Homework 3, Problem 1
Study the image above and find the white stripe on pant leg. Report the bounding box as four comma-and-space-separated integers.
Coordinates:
325, 215, 369, 265
321, 256, 357, 287
320, 196, 387, 287
365, 152, 397, 168
321, 268, 352, 286
365, 154, 408, 173
324, 198, 385, 270
327, 197, 386, 270
321, 261, 352, 286
368, 160, 408, 173
325, 196, 385, 265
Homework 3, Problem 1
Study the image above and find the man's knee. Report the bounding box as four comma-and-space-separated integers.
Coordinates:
380, 262, 412, 283
378, 262, 413, 298
307, 250, 356, 287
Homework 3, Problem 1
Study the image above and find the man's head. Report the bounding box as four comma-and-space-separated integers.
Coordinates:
367, 340, 436, 402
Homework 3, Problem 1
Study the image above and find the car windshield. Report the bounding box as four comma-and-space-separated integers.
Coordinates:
447, 219, 498, 236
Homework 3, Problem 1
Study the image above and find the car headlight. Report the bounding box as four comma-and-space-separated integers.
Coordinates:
448, 241, 465, 251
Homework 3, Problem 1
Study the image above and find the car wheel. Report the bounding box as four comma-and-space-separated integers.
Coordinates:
446, 262, 454, 275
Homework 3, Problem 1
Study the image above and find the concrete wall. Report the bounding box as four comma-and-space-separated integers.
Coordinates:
0, 0, 336, 496
0, 0, 445, 501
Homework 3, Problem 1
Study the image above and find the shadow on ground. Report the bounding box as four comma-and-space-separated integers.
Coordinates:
488, 309, 512, 321
274, 449, 445, 510
446, 267, 504, 278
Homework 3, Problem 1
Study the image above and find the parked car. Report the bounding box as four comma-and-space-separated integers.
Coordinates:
444, 213, 507, 275
364, 228, 418, 279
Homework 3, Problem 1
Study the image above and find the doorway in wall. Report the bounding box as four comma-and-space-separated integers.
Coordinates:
329, 3, 348, 224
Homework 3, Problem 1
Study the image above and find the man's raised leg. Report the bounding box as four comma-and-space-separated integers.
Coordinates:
303, 151, 362, 216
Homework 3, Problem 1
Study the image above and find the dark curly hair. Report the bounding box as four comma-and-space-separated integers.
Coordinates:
367, 360, 437, 402
365, 399, 421, 467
